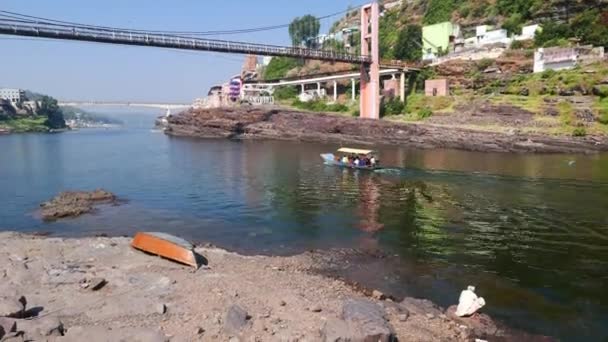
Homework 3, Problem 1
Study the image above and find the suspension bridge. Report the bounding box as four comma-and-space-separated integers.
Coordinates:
0, 2, 389, 119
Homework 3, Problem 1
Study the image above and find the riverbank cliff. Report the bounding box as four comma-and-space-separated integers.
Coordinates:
0, 232, 552, 341
164, 107, 608, 154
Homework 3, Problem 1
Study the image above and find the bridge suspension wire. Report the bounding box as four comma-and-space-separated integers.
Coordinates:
0, 4, 367, 37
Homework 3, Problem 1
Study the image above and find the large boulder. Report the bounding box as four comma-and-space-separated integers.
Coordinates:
321, 299, 394, 342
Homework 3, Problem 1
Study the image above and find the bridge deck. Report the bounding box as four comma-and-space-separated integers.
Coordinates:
0, 22, 371, 64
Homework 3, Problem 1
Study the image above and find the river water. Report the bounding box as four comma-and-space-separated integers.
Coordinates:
1, 109, 607, 340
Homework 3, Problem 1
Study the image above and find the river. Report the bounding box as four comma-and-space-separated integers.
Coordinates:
1, 108, 607, 340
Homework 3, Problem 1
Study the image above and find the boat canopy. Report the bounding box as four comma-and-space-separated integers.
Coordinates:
337, 147, 375, 155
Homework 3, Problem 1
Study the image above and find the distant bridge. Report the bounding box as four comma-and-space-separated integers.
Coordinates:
58, 101, 190, 110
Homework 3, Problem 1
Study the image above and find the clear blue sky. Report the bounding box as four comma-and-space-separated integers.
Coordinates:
0, 0, 362, 103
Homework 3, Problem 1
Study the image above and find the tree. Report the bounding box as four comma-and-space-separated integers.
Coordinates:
288, 15, 320, 48
38, 96, 66, 129
394, 25, 423, 62
423, 0, 456, 25
502, 13, 524, 35
534, 21, 571, 47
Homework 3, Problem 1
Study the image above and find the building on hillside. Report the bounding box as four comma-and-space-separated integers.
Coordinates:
475, 25, 510, 46
425, 79, 449, 97
0, 88, 25, 105
514, 24, 541, 41
422, 22, 463, 61
533, 47, 577, 73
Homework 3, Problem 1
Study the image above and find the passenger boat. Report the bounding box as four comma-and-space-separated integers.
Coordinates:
131, 232, 199, 268
320, 147, 381, 170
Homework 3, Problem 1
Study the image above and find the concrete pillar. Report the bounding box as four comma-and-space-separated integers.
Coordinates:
301, 84, 305, 94
400, 71, 406, 102
351, 78, 356, 101
333, 81, 338, 102
317, 82, 321, 97
360, 2, 380, 119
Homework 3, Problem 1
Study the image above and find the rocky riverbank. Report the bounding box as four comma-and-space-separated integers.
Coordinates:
0, 232, 554, 341
163, 107, 608, 154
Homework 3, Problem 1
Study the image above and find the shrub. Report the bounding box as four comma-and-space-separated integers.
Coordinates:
291, 99, 348, 113
572, 127, 587, 137
418, 107, 433, 119
273, 86, 298, 100
510, 40, 524, 50
381, 98, 406, 117
264, 57, 302, 80
598, 98, 608, 124
541, 69, 556, 79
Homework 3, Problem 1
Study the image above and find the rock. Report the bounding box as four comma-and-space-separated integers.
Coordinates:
39, 189, 118, 221
61, 326, 168, 342
399, 297, 443, 317
89, 277, 106, 291
426, 313, 435, 320
16, 316, 64, 338
340, 299, 395, 342
398, 314, 408, 322
223, 305, 250, 335
156, 303, 167, 315
279, 300, 286, 307
446, 305, 499, 337
309, 305, 322, 313
196, 327, 205, 335
0, 298, 24, 318
371, 290, 385, 300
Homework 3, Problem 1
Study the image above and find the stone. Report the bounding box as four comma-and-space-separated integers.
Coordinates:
0, 298, 24, 318
223, 305, 249, 335
398, 314, 408, 322
371, 290, 385, 300
0, 317, 17, 338
446, 305, 499, 337
16, 316, 64, 338
279, 300, 286, 307
309, 305, 322, 313
89, 277, 106, 291
340, 299, 394, 342
426, 313, 435, 320
197, 327, 205, 335
399, 297, 443, 317
156, 303, 167, 314
61, 326, 168, 342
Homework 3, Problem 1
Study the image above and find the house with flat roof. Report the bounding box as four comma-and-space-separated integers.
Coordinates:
422, 22, 462, 61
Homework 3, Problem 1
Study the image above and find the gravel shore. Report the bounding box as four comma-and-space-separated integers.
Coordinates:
0, 232, 554, 341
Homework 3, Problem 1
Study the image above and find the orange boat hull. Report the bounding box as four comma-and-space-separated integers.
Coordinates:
131, 232, 198, 268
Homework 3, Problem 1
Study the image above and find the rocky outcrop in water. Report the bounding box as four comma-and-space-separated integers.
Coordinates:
39, 189, 118, 221
164, 107, 608, 154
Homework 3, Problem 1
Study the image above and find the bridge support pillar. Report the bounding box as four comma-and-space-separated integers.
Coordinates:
360, 2, 380, 119
400, 71, 406, 102
317, 82, 321, 97
301, 84, 305, 94
351, 78, 356, 101
333, 81, 338, 102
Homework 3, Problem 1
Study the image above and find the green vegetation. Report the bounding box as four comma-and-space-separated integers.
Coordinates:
0, 116, 49, 133
38, 96, 66, 129
263, 57, 302, 80
572, 127, 587, 137
597, 98, 608, 125
381, 98, 406, 117
288, 15, 320, 48
394, 25, 422, 62
273, 86, 298, 101
423, 0, 456, 25
291, 99, 349, 113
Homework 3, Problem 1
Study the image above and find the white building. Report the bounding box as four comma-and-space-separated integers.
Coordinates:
534, 47, 577, 73
475, 26, 511, 46
514, 24, 541, 41
0, 88, 25, 104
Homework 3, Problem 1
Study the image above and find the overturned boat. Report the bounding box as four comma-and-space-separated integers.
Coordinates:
131, 232, 199, 268
321, 147, 381, 170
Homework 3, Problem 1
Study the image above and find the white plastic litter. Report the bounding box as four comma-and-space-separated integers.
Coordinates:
455, 286, 486, 317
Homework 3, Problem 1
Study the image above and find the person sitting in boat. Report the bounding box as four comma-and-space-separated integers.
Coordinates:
354, 156, 360, 166
370, 156, 377, 166
341, 155, 349, 164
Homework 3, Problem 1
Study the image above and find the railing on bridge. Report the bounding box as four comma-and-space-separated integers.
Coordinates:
0, 21, 371, 64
